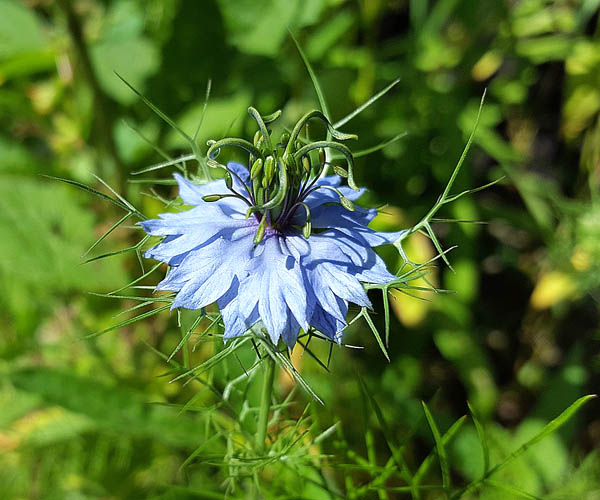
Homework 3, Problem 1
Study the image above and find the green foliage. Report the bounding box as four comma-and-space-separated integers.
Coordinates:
1, 0, 599, 498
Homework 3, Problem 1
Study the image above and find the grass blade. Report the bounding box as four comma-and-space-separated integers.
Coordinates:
422, 401, 451, 493
454, 395, 597, 499
415, 415, 466, 485
357, 375, 415, 491
468, 401, 489, 475
492, 395, 596, 472
485, 481, 544, 500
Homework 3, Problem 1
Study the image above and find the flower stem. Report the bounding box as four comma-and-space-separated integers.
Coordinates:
256, 356, 276, 453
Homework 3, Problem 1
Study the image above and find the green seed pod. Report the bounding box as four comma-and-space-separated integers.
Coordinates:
250, 158, 264, 179
295, 140, 303, 152
253, 130, 261, 146
253, 216, 267, 244
280, 132, 290, 145
224, 172, 233, 189
202, 194, 224, 202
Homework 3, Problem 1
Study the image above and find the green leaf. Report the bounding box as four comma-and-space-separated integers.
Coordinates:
360, 308, 390, 362
0, 177, 122, 333
116, 73, 193, 144
10, 368, 203, 449
85, 303, 171, 339
455, 395, 597, 499
166, 91, 251, 150
0, 0, 45, 59
218, 0, 300, 57
290, 30, 331, 120
484, 480, 544, 500
89, 0, 160, 105
333, 78, 401, 129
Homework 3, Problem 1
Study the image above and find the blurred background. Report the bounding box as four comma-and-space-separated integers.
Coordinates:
1, 0, 599, 498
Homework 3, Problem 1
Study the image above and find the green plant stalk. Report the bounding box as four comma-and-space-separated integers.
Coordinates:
58, 0, 121, 184
256, 356, 276, 453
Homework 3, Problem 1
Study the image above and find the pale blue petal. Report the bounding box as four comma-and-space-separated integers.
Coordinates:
143, 218, 256, 265
310, 302, 347, 342
219, 280, 260, 339
281, 312, 302, 347
240, 235, 312, 344
309, 204, 376, 229
174, 173, 225, 205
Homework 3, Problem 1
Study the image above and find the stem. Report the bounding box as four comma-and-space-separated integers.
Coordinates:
256, 356, 276, 453
58, 0, 121, 183
181, 327, 190, 370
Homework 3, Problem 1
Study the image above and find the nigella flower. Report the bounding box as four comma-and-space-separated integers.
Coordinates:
140, 109, 405, 347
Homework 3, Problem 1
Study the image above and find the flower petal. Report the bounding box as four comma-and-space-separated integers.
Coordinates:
310, 302, 347, 342
238, 235, 312, 344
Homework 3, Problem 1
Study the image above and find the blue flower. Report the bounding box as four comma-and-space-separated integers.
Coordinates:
140, 162, 405, 347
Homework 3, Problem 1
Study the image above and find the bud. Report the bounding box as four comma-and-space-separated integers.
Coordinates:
280, 132, 290, 145
250, 158, 264, 179
253, 130, 261, 146
295, 140, 303, 152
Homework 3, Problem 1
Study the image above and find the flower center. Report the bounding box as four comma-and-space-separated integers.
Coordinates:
202, 107, 360, 243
